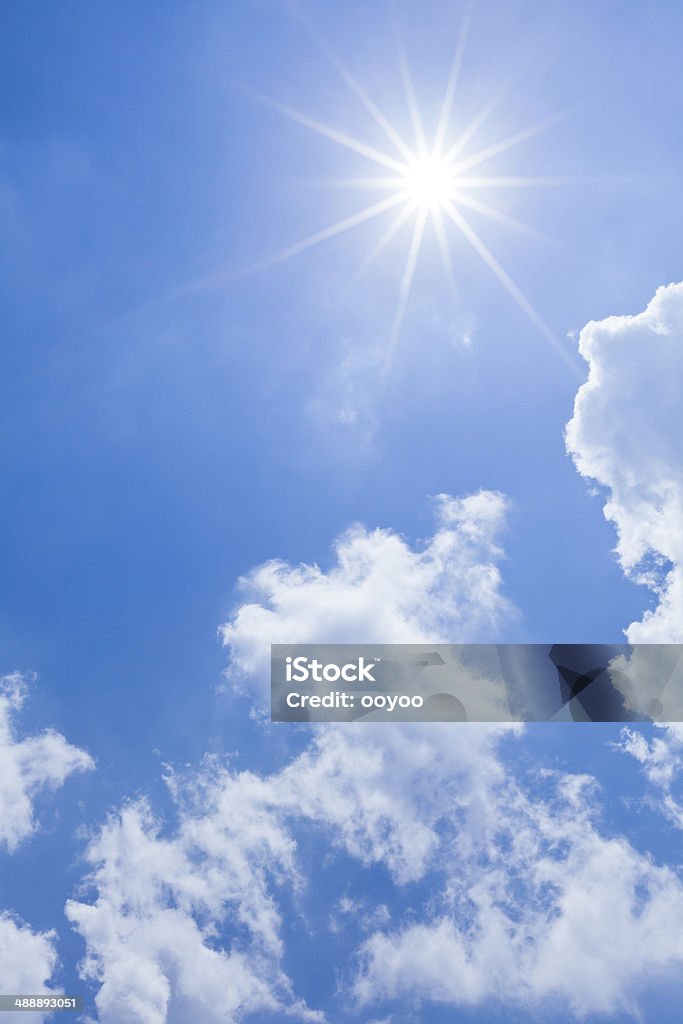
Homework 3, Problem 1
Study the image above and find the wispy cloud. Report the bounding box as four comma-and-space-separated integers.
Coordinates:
0, 672, 93, 853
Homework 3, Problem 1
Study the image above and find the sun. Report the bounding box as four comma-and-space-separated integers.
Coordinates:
253, 9, 577, 370
403, 153, 456, 211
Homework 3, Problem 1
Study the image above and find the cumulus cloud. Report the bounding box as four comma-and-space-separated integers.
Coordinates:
0, 914, 60, 1020
566, 281, 683, 642
65, 784, 322, 1024
354, 760, 683, 1016
0, 672, 93, 852
221, 490, 514, 686
65, 722, 513, 1021
275, 723, 516, 883
68, 717, 683, 1021
69, 487, 683, 1021
66, 488, 524, 1022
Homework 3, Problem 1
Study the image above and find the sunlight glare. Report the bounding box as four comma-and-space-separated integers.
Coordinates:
402, 154, 456, 210
253, 9, 581, 374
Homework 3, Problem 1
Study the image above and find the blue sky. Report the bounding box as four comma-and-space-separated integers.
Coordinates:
1, 1, 683, 1021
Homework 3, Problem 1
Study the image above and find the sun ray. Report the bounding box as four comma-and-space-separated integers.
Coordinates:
442, 81, 510, 165
353, 202, 416, 279
254, 93, 408, 174
431, 206, 458, 299
248, 9, 585, 371
394, 28, 427, 157
454, 175, 588, 188
385, 208, 428, 367
443, 198, 549, 334
443, 200, 580, 373
322, 174, 588, 191
293, 10, 415, 163
99, 13, 583, 376
433, 3, 472, 158
254, 191, 410, 271
321, 176, 407, 190
451, 189, 551, 242
451, 110, 572, 175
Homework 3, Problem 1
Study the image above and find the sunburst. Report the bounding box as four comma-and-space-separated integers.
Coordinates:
255, 8, 578, 370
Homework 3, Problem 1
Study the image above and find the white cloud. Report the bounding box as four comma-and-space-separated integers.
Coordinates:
69, 717, 683, 1021
566, 281, 683, 642
221, 490, 514, 687
66, 493, 519, 1021
354, 759, 683, 1016
65, 722, 513, 1021
0, 674, 93, 1018
607, 645, 683, 719
0, 914, 60, 1020
274, 723, 516, 883
330, 896, 391, 935
69, 485, 683, 1021
65, 790, 323, 1024
0, 672, 93, 852
616, 723, 683, 829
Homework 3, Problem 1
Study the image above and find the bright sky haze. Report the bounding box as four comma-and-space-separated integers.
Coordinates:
1, 1, 683, 1021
